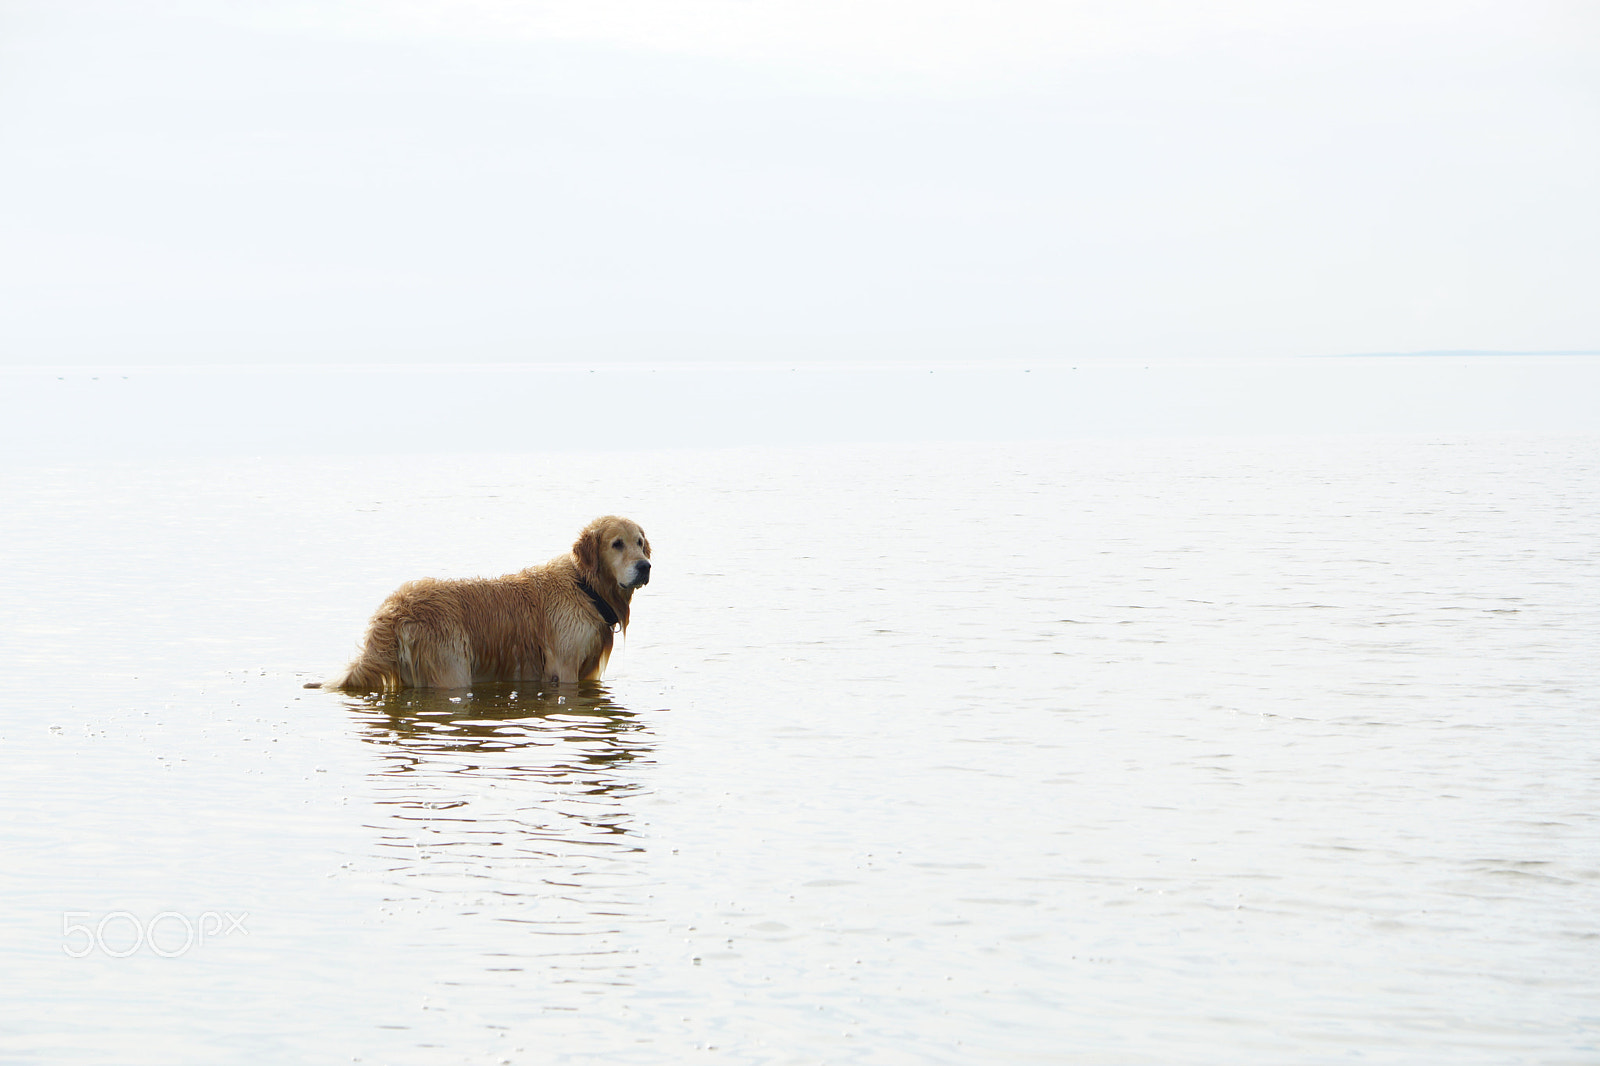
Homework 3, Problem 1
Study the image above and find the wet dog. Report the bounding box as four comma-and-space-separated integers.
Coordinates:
309, 516, 650, 691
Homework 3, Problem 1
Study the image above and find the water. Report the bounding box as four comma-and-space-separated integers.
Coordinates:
2, 359, 1599, 1064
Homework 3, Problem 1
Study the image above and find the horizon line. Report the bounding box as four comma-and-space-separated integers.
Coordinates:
3, 349, 1598, 374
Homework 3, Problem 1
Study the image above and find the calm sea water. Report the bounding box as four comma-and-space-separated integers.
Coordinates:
2, 358, 1598, 1064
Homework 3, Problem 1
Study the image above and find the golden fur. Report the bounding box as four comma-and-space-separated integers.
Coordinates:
309, 516, 651, 691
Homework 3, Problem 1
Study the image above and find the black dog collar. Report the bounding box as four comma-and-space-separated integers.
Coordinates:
576, 579, 620, 629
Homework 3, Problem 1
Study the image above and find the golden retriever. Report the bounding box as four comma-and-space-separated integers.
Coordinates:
308, 516, 650, 691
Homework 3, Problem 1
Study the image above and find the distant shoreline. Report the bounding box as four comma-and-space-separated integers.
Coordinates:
3, 350, 1599, 375
1331, 349, 1600, 358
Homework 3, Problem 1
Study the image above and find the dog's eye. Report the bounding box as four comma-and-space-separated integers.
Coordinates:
611, 539, 624, 550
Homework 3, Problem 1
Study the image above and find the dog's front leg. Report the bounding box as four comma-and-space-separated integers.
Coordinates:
544, 655, 582, 686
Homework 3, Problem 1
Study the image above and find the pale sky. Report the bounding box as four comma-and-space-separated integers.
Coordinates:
1, 0, 1595, 365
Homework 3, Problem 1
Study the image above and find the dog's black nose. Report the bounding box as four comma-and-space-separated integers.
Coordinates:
635, 560, 651, 585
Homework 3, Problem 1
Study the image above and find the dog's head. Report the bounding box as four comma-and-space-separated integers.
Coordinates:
573, 515, 652, 592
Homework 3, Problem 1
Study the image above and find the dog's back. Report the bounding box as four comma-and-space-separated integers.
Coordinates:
312, 574, 548, 690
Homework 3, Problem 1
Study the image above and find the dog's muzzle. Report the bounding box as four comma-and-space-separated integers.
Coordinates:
631, 560, 651, 587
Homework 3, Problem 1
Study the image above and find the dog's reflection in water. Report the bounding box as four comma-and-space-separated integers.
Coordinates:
345, 681, 657, 863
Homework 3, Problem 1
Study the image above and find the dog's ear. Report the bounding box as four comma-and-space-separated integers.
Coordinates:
641, 531, 651, 558
572, 524, 600, 578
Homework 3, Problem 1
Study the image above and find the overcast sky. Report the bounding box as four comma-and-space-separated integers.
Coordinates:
1, 0, 1595, 366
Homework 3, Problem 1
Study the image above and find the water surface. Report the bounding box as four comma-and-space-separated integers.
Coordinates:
2, 360, 1598, 1063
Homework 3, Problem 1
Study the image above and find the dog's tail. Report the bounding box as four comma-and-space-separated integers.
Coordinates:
306, 657, 403, 692
305, 604, 409, 692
